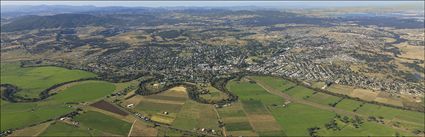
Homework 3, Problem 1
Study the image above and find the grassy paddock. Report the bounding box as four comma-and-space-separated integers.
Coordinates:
1, 62, 96, 98
75, 111, 132, 135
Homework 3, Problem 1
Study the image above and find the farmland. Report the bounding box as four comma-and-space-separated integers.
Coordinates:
74, 111, 132, 136
0, 62, 96, 98
0, 62, 115, 131
250, 76, 424, 136
0, 64, 423, 136
1, 4, 424, 136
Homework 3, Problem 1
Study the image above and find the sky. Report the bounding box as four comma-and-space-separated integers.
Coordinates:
1, 1, 423, 8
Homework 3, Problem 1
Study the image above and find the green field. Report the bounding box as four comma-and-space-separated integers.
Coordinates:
225, 122, 253, 131
1, 79, 115, 131
0, 62, 96, 98
226, 79, 285, 106
172, 100, 220, 131
269, 103, 336, 136
306, 92, 342, 106
249, 76, 296, 92
39, 122, 95, 136
240, 76, 424, 136
75, 111, 132, 135
335, 99, 363, 111
225, 79, 286, 135
284, 86, 314, 99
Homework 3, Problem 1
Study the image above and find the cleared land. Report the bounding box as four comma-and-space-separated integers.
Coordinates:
0, 62, 96, 98
225, 78, 285, 136
1, 78, 115, 131
90, 100, 128, 116
249, 76, 423, 136
74, 111, 132, 136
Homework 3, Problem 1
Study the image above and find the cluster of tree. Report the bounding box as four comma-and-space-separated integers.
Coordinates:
325, 119, 340, 131
367, 116, 385, 124
307, 127, 321, 137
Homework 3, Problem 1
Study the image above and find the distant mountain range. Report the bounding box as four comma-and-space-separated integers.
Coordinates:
1, 14, 121, 32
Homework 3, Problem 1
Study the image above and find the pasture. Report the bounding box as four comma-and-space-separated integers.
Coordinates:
244, 76, 424, 136
39, 122, 94, 136
172, 100, 220, 131
1, 80, 115, 131
269, 103, 336, 136
134, 86, 188, 124
335, 99, 363, 111
75, 111, 132, 136
306, 92, 343, 106
225, 78, 285, 135
0, 62, 96, 98
248, 76, 296, 92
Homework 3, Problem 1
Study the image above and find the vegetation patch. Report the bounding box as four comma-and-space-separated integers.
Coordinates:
90, 100, 128, 116
0, 62, 96, 98
75, 111, 132, 135
225, 122, 253, 131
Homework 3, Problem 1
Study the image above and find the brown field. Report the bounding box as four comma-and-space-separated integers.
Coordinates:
90, 100, 129, 116
9, 121, 52, 137
395, 43, 425, 60
129, 121, 158, 137
375, 92, 403, 107
350, 88, 379, 101
123, 93, 144, 106
151, 114, 175, 124
327, 84, 354, 95
247, 114, 282, 132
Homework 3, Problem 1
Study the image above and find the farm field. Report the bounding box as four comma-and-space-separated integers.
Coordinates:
225, 78, 285, 136
0, 63, 115, 131
134, 86, 188, 124
39, 122, 95, 136
74, 111, 132, 136
248, 76, 424, 136
0, 62, 96, 98
172, 100, 220, 131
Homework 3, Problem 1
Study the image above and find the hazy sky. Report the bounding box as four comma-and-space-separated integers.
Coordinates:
1, 1, 423, 8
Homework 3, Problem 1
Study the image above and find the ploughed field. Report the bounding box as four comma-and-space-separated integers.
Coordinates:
1, 62, 424, 136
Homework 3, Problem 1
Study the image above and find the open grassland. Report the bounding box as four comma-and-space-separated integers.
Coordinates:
225, 79, 285, 135
248, 76, 296, 92
39, 122, 96, 136
75, 111, 132, 136
335, 99, 363, 111
172, 100, 220, 131
129, 121, 158, 136
317, 116, 414, 136
395, 42, 425, 60
306, 92, 343, 106
8, 121, 52, 137
248, 76, 424, 136
284, 85, 314, 99
270, 103, 336, 136
1, 80, 115, 131
0, 62, 96, 98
